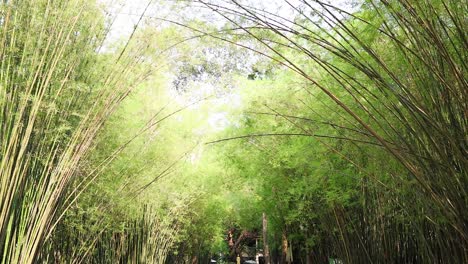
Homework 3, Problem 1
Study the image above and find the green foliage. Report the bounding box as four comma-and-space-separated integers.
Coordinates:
2, 0, 466, 263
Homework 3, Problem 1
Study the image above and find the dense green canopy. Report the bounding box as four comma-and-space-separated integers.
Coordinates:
0, 0, 466, 263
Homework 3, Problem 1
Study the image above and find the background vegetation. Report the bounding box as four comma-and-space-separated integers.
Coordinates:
0, 0, 466, 263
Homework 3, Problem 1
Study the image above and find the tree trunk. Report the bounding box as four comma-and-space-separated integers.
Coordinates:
306, 250, 313, 264
281, 231, 288, 264
262, 213, 271, 264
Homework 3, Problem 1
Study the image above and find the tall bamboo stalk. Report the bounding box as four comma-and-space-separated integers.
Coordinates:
0, 0, 154, 262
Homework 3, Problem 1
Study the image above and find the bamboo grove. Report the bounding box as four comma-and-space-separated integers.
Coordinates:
0, 0, 466, 263
190, 0, 467, 262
